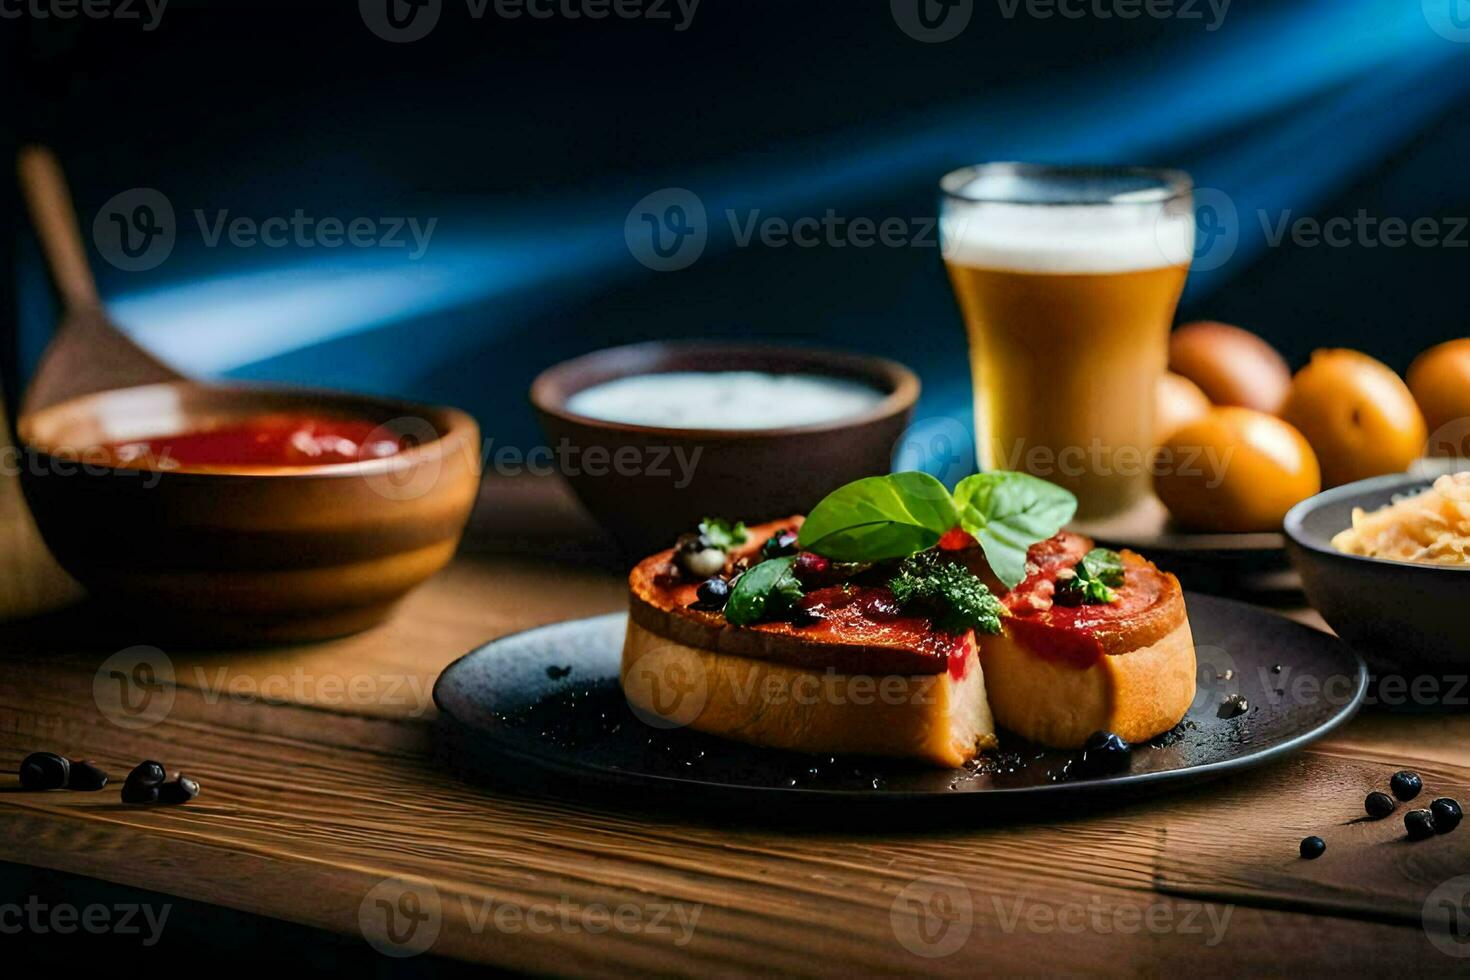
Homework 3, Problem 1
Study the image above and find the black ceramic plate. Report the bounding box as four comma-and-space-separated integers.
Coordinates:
435, 594, 1365, 805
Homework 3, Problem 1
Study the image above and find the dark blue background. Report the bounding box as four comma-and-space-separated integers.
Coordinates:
5, 0, 1469, 455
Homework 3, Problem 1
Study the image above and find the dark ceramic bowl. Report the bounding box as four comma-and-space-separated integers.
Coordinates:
530, 342, 918, 557
1285, 471, 1468, 677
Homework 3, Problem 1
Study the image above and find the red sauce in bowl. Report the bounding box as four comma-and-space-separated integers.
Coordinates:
97, 414, 407, 470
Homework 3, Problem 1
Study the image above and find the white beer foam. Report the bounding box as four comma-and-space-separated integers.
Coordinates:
942, 199, 1194, 274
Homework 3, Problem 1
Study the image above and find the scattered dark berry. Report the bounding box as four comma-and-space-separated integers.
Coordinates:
1077, 731, 1132, 775
1365, 791, 1396, 819
694, 577, 730, 610
121, 781, 160, 805
18, 752, 70, 790
1390, 770, 1422, 802
1299, 835, 1326, 859
157, 775, 200, 805
793, 552, 831, 582
126, 760, 167, 788
1431, 798, 1462, 834
760, 529, 799, 560
1405, 808, 1437, 840
66, 760, 110, 791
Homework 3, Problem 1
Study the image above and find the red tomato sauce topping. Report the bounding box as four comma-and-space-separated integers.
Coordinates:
97, 414, 406, 470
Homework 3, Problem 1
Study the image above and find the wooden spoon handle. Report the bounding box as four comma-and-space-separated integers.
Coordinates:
16, 145, 101, 312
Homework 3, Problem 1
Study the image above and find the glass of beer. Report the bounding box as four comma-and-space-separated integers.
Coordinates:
940, 164, 1193, 520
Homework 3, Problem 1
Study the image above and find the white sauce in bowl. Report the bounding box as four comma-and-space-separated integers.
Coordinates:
565, 371, 886, 429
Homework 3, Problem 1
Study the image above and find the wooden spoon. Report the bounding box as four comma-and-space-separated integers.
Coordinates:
15, 145, 182, 417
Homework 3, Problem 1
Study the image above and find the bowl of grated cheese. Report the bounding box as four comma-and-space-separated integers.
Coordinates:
1285, 471, 1470, 680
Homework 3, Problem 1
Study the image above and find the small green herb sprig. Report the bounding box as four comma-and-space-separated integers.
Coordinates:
887, 552, 1003, 635
698, 518, 747, 551
1054, 548, 1125, 605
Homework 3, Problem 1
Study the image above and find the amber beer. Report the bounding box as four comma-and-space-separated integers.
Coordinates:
940, 165, 1193, 519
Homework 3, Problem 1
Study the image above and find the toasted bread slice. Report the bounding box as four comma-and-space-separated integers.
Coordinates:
988, 549, 1195, 747
621, 620, 997, 767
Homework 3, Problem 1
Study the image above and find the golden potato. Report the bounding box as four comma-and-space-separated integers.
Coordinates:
1281, 349, 1426, 488
1154, 407, 1321, 533
1168, 320, 1292, 414
1407, 339, 1470, 450
1156, 371, 1212, 443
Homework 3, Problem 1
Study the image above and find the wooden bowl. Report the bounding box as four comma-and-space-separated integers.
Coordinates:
531, 342, 918, 556
17, 381, 481, 644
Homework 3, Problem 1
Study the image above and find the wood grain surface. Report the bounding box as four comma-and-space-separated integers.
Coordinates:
1, 475, 1467, 975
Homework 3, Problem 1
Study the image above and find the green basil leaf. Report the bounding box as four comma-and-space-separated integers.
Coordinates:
698, 517, 747, 551
797, 472, 959, 562
724, 557, 803, 626
953, 472, 1077, 589
1081, 547, 1124, 587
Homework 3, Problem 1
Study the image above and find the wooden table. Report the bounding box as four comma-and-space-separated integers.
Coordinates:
3, 476, 1469, 975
